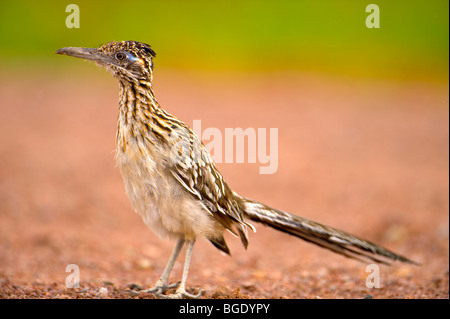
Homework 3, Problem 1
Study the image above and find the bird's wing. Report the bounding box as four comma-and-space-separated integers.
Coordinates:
166, 125, 254, 246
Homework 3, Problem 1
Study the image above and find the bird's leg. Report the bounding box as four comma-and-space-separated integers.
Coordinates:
160, 240, 202, 299
138, 238, 185, 295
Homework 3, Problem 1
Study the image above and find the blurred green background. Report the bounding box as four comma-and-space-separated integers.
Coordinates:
0, 0, 448, 81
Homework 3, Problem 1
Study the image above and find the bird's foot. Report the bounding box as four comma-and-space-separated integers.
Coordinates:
129, 281, 180, 297
159, 288, 202, 299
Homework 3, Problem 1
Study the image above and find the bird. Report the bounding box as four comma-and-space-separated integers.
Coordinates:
56, 40, 417, 299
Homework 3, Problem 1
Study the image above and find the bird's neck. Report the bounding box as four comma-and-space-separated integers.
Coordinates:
116, 79, 181, 153
118, 79, 158, 114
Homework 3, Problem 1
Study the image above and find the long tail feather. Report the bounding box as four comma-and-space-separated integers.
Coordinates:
238, 195, 418, 265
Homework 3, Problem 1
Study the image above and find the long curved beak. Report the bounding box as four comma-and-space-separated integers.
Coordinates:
56, 47, 106, 64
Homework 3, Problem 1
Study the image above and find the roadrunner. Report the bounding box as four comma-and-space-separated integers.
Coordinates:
56, 41, 416, 298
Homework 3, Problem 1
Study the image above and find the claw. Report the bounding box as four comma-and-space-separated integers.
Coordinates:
159, 288, 202, 299
129, 281, 181, 297
141, 281, 180, 294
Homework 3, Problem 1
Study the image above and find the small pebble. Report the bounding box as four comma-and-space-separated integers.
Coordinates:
97, 287, 109, 298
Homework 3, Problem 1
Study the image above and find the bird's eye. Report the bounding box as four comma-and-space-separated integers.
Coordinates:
115, 52, 126, 61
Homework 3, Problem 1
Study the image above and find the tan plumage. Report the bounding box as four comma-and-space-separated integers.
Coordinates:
56, 40, 416, 298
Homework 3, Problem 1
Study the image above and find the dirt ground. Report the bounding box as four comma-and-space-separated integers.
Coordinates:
0, 69, 448, 299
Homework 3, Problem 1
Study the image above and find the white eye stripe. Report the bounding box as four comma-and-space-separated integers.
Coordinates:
126, 52, 139, 62
116, 51, 139, 62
